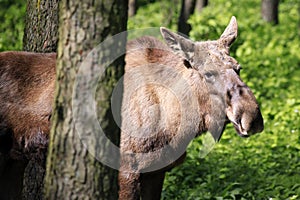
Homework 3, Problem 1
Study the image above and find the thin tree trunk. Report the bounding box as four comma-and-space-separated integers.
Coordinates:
128, 0, 137, 17
195, 0, 208, 13
178, 0, 196, 36
44, 0, 128, 199
261, 0, 279, 25
23, 0, 59, 197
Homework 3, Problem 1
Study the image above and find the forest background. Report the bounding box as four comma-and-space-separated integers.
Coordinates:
0, 0, 299, 199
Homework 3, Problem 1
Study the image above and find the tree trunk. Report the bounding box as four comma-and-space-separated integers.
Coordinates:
261, 0, 279, 25
23, 0, 59, 198
128, 0, 137, 17
44, 0, 128, 199
23, 0, 59, 52
178, 0, 196, 36
195, 0, 208, 13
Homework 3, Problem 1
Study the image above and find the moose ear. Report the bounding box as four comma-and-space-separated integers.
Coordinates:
220, 16, 238, 47
160, 27, 195, 62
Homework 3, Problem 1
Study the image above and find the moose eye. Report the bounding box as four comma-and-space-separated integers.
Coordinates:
204, 71, 216, 82
183, 59, 192, 69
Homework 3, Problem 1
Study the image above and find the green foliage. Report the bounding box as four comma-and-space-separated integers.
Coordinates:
2, 0, 298, 198
128, 0, 181, 31
129, 0, 300, 199
0, 0, 26, 51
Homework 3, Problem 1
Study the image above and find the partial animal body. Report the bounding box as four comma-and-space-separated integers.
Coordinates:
0, 17, 263, 200
119, 17, 263, 199
0, 52, 55, 162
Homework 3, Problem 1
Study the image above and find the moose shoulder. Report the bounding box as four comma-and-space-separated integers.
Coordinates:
119, 16, 263, 199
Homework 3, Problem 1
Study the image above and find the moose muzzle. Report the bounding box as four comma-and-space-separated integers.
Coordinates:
225, 74, 264, 137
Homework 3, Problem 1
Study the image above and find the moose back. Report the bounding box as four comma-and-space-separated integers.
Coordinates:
0, 17, 263, 200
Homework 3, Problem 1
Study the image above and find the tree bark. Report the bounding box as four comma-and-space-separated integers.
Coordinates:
23, 0, 59, 198
195, 0, 208, 13
261, 0, 279, 25
23, 0, 59, 52
44, 0, 127, 199
128, 0, 137, 17
178, 0, 196, 36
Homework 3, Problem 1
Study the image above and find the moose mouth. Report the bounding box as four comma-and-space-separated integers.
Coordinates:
226, 108, 250, 138
230, 120, 249, 138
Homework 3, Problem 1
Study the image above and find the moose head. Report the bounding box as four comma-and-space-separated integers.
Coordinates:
160, 17, 264, 139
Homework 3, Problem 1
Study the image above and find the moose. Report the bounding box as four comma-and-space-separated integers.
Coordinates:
0, 16, 263, 199
119, 16, 263, 199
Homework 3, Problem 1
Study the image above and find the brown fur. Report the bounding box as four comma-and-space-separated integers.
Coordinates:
0, 51, 56, 162
119, 19, 263, 199
0, 17, 263, 200
119, 36, 209, 200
